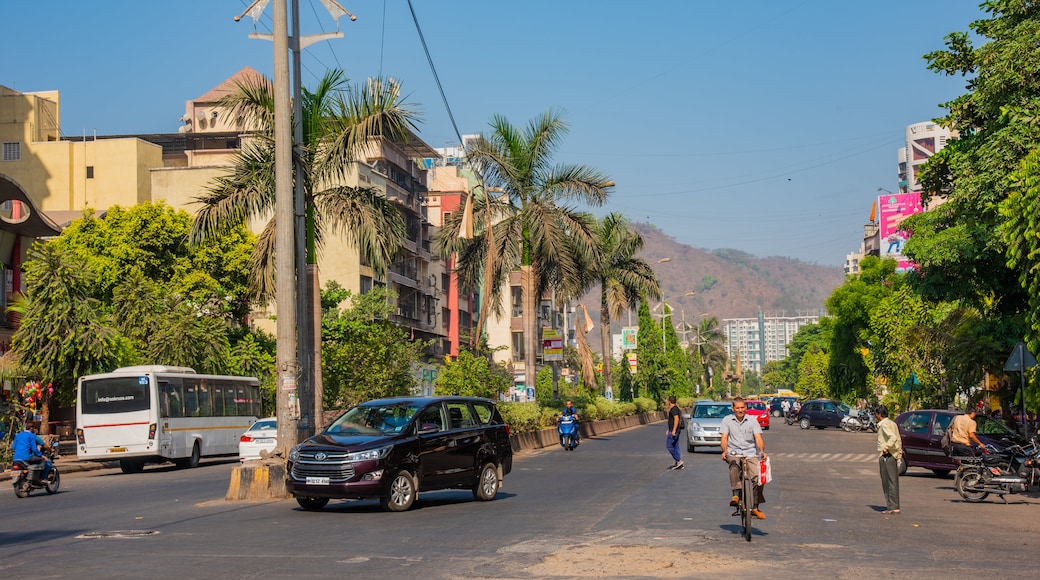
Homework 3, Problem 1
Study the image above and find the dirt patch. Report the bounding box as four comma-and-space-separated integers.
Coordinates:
524, 544, 749, 578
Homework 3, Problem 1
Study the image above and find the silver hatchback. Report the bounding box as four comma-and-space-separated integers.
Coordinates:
685, 401, 734, 452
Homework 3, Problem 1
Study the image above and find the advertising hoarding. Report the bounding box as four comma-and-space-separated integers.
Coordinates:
878, 192, 923, 272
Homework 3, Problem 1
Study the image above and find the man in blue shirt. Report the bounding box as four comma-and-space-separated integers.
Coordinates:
559, 400, 581, 444
12, 422, 51, 478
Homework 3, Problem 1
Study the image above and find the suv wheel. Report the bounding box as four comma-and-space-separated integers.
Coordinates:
472, 462, 500, 501
381, 469, 416, 512
296, 496, 329, 511
799, 417, 811, 430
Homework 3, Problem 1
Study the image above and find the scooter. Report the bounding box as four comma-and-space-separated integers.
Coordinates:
558, 414, 579, 451
954, 443, 1033, 503
12, 442, 61, 498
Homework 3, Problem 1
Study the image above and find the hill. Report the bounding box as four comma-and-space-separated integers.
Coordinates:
576, 223, 847, 344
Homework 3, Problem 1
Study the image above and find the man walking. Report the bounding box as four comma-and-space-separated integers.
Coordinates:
665, 396, 684, 470
876, 405, 902, 515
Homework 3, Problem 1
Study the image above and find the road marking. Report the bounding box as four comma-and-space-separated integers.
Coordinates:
770, 452, 876, 462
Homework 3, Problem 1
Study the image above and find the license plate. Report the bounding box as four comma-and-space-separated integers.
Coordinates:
306, 477, 330, 485
109, 447, 127, 453
254, 438, 274, 444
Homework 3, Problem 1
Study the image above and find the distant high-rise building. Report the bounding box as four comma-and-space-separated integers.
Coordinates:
900, 122, 956, 193
721, 309, 824, 374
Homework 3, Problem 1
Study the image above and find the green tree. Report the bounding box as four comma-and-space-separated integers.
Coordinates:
569, 213, 660, 399
321, 285, 429, 409
690, 315, 727, 398
435, 350, 510, 399
825, 256, 901, 400
796, 346, 830, 400
435, 110, 613, 397
905, 2, 1036, 350
11, 243, 119, 415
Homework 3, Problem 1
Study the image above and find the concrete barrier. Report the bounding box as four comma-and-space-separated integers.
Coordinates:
225, 462, 289, 500
509, 411, 665, 452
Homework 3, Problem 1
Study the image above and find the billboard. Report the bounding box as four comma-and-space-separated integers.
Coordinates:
541, 328, 563, 362
621, 327, 638, 350
878, 192, 923, 272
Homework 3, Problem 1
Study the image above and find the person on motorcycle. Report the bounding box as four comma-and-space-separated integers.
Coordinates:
12, 421, 51, 479
949, 408, 987, 457
559, 400, 581, 444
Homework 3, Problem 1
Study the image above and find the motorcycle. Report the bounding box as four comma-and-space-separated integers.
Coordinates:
954, 443, 1034, 503
12, 441, 61, 498
558, 414, 579, 451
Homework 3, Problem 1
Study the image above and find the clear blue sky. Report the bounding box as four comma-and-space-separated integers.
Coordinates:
4, 1, 985, 265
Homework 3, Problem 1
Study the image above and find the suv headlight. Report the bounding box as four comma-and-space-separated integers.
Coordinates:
288, 446, 300, 461
689, 422, 701, 430
347, 446, 392, 462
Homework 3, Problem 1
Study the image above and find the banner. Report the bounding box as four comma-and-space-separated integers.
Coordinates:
541, 328, 563, 361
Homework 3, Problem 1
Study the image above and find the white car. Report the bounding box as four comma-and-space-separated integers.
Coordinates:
239, 417, 277, 462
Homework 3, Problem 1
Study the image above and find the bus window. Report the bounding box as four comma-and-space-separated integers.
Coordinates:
184, 379, 200, 417
197, 380, 212, 417
162, 380, 184, 418
212, 383, 225, 416
223, 383, 238, 416
81, 376, 151, 415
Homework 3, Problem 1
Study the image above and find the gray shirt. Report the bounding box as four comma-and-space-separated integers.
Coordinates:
721, 413, 762, 456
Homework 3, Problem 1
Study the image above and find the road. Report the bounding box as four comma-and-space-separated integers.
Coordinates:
2, 420, 1039, 579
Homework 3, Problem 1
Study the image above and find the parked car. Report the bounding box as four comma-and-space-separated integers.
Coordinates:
286, 396, 513, 512
685, 400, 734, 452
745, 400, 770, 430
239, 417, 277, 462
895, 409, 1026, 476
795, 399, 851, 429
768, 396, 800, 417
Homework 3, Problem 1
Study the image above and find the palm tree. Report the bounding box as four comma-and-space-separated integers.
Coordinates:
189, 70, 420, 412
567, 213, 660, 395
691, 316, 727, 397
437, 110, 613, 396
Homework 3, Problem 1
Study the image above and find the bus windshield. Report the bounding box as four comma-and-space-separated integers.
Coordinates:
81, 376, 151, 414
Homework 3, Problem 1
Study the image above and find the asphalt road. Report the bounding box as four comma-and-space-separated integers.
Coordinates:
2, 420, 1039, 579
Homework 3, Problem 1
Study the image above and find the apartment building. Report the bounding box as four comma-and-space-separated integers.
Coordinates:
721, 309, 823, 373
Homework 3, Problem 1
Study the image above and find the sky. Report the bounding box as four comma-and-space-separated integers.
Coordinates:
3, 1, 986, 266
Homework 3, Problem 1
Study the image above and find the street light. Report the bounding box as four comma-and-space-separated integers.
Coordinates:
877, 187, 894, 194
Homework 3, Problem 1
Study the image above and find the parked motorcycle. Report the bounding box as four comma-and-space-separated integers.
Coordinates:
558, 414, 579, 451
12, 442, 61, 498
954, 443, 1034, 503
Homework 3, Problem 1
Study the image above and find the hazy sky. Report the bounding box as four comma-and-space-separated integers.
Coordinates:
4, 1, 985, 265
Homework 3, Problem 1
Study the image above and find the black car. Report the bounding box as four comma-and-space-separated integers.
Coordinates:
895, 409, 1025, 476
286, 396, 513, 512
795, 399, 851, 429
768, 396, 800, 417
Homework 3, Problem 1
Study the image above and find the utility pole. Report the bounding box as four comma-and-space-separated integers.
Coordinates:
237, 0, 353, 441
272, 0, 300, 455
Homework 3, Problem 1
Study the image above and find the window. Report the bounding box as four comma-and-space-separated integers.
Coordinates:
900, 412, 931, 434
2, 142, 20, 161
417, 404, 446, 432
86, 166, 94, 179
932, 413, 953, 436
447, 402, 476, 428
360, 275, 373, 294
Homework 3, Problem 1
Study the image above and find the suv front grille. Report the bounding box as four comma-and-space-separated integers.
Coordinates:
290, 450, 355, 482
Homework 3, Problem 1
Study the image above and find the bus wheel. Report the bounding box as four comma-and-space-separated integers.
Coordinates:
120, 459, 145, 474
176, 442, 201, 469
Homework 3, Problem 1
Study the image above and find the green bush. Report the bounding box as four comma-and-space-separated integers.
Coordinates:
499, 401, 542, 433
540, 406, 561, 428
582, 403, 599, 422
633, 397, 657, 414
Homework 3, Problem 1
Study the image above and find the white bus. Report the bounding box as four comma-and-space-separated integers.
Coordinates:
76, 366, 262, 473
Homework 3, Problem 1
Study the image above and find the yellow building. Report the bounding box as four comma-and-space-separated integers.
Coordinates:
0, 70, 448, 360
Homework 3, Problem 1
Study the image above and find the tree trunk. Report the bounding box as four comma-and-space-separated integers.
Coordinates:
309, 264, 323, 430
521, 265, 538, 400
599, 286, 612, 397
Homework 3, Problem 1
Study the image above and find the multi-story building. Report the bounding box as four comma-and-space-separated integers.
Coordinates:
0, 71, 448, 360
721, 309, 823, 374
899, 122, 956, 193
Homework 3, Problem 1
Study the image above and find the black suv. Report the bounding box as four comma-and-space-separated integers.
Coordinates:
287, 396, 513, 512
795, 399, 851, 429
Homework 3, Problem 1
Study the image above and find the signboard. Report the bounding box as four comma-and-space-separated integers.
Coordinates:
626, 352, 637, 375
621, 327, 638, 350
541, 328, 563, 361
878, 192, 923, 272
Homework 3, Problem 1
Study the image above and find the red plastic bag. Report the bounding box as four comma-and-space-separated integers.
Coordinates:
760, 456, 772, 485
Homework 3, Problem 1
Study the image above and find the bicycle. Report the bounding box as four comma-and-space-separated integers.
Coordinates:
730, 455, 756, 541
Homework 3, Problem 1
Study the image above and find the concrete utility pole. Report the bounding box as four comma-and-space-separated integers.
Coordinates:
272, 0, 300, 455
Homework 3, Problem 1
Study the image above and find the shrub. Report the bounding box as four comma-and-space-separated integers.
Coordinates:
499, 401, 542, 433
633, 397, 657, 414
540, 406, 561, 428
582, 403, 599, 422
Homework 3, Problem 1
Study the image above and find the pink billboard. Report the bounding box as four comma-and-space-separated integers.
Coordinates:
878, 192, 923, 272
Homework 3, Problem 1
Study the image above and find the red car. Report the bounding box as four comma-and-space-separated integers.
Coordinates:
745, 400, 770, 430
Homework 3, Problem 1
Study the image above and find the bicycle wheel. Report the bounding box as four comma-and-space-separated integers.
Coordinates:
742, 471, 754, 541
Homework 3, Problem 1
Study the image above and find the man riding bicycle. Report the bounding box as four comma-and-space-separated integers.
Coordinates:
720, 397, 768, 520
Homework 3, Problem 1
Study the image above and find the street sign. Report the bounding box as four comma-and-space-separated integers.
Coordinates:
901, 372, 921, 391
1003, 342, 1038, 372
541, 328, 563, 361
621, 327, 638, 350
